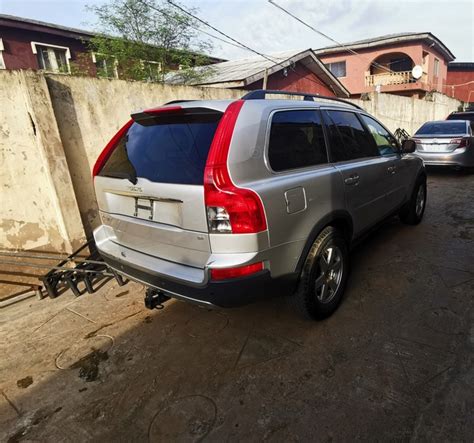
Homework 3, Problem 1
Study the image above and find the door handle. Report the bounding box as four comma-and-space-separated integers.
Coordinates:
344, 174, 360, 186
387, 165, 396, 174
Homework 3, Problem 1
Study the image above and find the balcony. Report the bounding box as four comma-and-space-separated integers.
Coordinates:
365, 71, 427, 87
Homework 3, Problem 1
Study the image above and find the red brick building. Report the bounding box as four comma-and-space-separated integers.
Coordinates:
446, 62, 474, 104
0, 14, 223, 78
190, 49, 349, 97
315, 33, 456, 98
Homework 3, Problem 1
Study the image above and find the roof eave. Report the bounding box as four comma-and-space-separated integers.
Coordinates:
315, 33, 455, 62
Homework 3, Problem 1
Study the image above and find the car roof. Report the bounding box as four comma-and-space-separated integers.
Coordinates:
422, 119, 468, 124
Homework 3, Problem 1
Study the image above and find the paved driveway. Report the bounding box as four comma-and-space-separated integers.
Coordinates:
1, 169, 473, 442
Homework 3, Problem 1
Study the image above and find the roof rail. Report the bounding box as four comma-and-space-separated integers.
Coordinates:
241, 89, 362, 110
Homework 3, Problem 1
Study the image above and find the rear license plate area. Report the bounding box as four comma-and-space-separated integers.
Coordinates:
134, 198, 154, 220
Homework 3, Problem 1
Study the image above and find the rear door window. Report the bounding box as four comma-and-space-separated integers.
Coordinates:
268, 110, 328, 171
98, 113, 221, 185
323, 110, 379, 162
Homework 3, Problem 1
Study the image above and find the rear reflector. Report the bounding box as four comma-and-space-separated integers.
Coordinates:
210, 262, 264, 281
93, 119, 133, 178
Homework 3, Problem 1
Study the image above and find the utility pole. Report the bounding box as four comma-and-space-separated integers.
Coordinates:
263, 68, 268, 89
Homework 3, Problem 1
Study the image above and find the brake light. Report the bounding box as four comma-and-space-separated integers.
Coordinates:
204, 100, 267, 234
450, 138, 470, 148
210, 262, 264, 280
143, 105, 182, 114
92, 119, 133, 178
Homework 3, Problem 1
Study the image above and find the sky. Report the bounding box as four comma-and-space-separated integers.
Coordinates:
1, 0, 473, 61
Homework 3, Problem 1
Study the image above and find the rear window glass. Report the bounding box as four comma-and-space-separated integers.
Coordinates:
99, 113, 221, 185
415, 121, 467, 135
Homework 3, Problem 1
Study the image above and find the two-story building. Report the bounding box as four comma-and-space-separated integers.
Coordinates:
315, 32, 455, 98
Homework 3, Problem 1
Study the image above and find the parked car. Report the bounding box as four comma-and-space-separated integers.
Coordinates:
446, 109, 474, 130
92, 90, 426, 320
412, 120, 474, 169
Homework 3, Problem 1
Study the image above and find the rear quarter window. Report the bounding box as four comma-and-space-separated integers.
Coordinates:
99, 113, 221, 185
268, 110, 328, 171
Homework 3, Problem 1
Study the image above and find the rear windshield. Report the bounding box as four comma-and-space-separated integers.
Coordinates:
415, 121, 467, 136
99, 113, 222, 185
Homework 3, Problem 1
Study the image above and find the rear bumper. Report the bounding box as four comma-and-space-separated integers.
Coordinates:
100, 251, 296, 308
414, 148, 474, 167
94, 224, 297, 307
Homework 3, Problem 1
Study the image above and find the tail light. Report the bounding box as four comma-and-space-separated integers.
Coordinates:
92, 119, 133, 178
210, 262, 264, 280
204, 100, 267, 234
450, 138, 470, 149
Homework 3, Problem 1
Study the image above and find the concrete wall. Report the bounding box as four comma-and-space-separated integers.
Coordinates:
0, 70, 86, 252
349, 91, 462, 135
46, 75, 244, 238
0, 70, 462, 252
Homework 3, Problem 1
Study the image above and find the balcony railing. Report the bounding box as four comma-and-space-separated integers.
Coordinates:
365, 71, 427, 87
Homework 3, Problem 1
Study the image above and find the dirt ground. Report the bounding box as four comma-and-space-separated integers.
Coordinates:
1, 168, 473, 442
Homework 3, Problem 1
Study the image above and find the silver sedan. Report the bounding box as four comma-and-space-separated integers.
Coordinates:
412, 120, 474, 169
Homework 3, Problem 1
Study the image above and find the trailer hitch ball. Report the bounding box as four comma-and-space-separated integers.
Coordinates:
144, 287, 170, 310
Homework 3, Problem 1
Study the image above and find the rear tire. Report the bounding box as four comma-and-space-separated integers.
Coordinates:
399, 177, 427, 225
290, 226, 349, 320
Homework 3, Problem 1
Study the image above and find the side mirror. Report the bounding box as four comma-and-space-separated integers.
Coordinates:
401, 139, 416, 153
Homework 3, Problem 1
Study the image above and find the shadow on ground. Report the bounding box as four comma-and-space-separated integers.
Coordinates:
1, 171, 473, 441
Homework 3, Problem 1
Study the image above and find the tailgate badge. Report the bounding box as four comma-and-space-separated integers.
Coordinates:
128, 185, 143, 193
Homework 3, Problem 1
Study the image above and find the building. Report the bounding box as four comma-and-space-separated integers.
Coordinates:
182, 49, 350, 97
315, 32, 455, 98
446, 62, 474, 104
0, 14, 223, 78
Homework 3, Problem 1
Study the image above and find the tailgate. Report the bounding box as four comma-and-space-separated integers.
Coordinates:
94, 107, 223, 268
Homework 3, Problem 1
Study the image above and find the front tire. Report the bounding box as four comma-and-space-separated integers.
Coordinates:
399, 177, 427, 225
290, 226, 349, 320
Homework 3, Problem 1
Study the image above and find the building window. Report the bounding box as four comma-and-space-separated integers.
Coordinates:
31, 42, 71, 73
434, 58, 440, 77
92, 53, 118, 79
0, 39, 5, 69
142, 60, 162, 82
326, 61, 346, 78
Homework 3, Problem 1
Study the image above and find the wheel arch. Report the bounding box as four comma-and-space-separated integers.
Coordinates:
294, 210, 353, 276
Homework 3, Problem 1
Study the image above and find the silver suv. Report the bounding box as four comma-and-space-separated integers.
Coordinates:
92, 90, 426, 319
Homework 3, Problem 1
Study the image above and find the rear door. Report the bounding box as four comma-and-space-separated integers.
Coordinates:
322, 109, 393, 235
94, 107, 222, 268
359, 114, 409, 209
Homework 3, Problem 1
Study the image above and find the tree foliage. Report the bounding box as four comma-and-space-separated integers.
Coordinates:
87, 0, 214, 83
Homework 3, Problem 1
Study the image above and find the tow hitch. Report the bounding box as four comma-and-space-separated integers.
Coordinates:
144, 287, 170, 310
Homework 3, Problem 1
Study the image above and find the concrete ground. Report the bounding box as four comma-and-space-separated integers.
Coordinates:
1, 169, 473, 442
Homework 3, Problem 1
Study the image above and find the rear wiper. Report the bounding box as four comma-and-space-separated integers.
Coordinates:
102, 171, 138, 185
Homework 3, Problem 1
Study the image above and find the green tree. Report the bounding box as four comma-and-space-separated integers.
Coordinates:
87, 0, 213, 83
